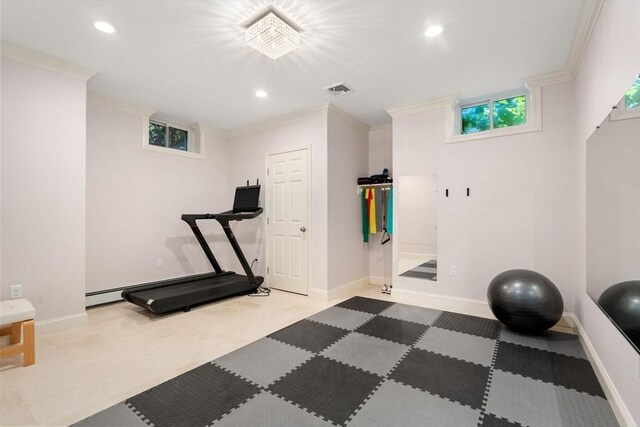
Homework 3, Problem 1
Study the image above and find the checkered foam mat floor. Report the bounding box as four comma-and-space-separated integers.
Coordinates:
76, 296, 618, 427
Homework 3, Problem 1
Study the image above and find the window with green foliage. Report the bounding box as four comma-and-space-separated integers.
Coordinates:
149, 120, 189, 151
493, 95, 526, 128
461, 94, 527, 135
149, 122, 167, 147
462, 103, 490, 134
624, 76, 640, 109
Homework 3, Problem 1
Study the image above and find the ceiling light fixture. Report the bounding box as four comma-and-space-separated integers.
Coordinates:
244, 6, 302, 60
93, 20, 117, 34
424, 25, 443, 38
255, 90, 268, 98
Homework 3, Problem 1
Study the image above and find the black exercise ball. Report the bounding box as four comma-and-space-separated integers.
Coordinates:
598, 281, 640, 349
487, 269, 563, 334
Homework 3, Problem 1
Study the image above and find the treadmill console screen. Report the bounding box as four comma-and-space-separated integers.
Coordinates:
233, 185, 261, 212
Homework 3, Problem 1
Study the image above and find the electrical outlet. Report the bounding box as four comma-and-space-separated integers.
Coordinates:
449, 265, 457, 276
10, 284, 23, 299
156, 258, 164, 268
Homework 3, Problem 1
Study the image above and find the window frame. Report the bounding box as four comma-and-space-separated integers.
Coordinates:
149, 119, 191, 151
461, 100, 492, 134
492, 95, 528, 130
142, 116, 205, 160
445, 85, 542, 144
459, 93, 527, 135
624, 75, 640, 110
610, 76, 640, 122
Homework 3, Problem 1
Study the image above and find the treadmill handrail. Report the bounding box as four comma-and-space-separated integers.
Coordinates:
180, 207, 263, 286
181, 208, 263, 226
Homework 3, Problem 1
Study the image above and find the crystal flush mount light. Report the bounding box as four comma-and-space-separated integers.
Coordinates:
244, 6, 302, 60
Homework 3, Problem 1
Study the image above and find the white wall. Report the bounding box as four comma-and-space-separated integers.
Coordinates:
368, 127, 393, 281
0, 57, 87, 322
392, 82, 577, 310
85, 103, 230, 292
573, 1, 640, 425
226, 110, 329, 296
586, 116, 640, 299
327, 112, 369, 290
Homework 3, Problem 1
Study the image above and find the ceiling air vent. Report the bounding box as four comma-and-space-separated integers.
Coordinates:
324, 82, 352, 96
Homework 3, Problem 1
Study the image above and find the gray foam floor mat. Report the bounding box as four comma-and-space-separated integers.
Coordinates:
399, 260, 437, 281
75, 296, 618, 427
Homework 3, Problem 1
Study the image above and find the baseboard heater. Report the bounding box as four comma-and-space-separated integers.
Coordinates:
85, 287, 127, 307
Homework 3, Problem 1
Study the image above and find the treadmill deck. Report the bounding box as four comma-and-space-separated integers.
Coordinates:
123, 272, 262, 313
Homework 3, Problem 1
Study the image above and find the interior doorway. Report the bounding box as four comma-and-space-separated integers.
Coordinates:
266, 147, 309, 295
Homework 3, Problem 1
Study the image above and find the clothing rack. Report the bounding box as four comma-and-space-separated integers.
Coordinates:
356, 183, 393, 195
358, 182, 393, 294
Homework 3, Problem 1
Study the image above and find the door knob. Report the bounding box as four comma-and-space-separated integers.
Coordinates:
300, 227, 307, 232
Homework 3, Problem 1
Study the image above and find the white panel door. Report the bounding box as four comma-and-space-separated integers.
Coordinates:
267, 148, 309, 295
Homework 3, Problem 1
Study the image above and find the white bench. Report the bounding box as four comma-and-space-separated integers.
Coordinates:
0, 298, 35, 366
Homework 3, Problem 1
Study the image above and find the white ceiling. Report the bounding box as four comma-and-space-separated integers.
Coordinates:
1, 0, 585, 129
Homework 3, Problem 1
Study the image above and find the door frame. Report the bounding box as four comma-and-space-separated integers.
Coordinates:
264, 145, 311, 294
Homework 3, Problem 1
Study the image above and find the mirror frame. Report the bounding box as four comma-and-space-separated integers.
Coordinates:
396, 174, 439, 281
586, 82, 640, 354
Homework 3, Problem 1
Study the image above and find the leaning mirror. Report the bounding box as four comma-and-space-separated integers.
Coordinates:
397, 174, 438, 280
586, 76, 640, 352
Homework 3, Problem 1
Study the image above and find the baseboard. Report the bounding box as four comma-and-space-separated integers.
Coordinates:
369, 276, 392, 286
390, 288, 495, 319
35, 312, 87, 336
554, 313, 576, 332
308, 287, 327, 300
569, 314, 636, 427
309, 276, 371, 301
86, 290, 123, 307
389, 288, 576, 332
328, 277, 371, 300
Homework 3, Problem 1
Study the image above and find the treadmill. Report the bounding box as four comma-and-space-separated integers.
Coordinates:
122, 184, 264, 314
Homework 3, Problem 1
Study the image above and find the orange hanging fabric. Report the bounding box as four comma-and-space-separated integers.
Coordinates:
368, 188, 377, 234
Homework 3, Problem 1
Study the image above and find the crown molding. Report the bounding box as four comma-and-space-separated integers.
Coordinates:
385, 96, 457, 118
524, 0, 602, 87
1, 40, 96, 81
389, 0, 603, 115
88, 93, 228, 137
524, 70, 574, 88
566, 0, 603, 79
192, 123, 228, 138
87, 92, 156, 117
327, 104, 371, 133
227, 103, 330, 138
369, 123, 392, 135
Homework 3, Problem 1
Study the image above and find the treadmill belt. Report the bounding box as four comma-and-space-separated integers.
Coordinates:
125, 273, 257, 313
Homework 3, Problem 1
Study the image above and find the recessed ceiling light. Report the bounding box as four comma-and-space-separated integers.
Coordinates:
93, 21, 117, 34
424, 25, 443, 38
255, 90, 268, 98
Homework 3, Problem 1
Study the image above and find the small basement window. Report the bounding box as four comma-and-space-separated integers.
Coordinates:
461, 94, 527, 135
143, 116, 204, 159
624, 76, 640, 110
610, 75, 640, 122
149, 119, 190, 152
445, 86, 541, 143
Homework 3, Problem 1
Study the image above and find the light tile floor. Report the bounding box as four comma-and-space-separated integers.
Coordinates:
0, 285, 392, 426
